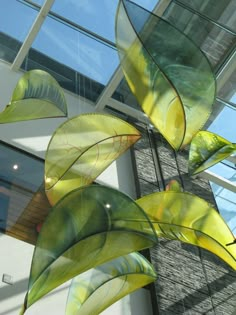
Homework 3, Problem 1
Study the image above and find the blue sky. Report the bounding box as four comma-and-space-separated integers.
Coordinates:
208, 105, 236, 142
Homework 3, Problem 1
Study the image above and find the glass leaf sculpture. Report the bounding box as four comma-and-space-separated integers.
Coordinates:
0, 69, 67, 123
136, 191, 236, 270
20, 185, 157, 314
66, 252, 157, 315
116, 0, 216, 150
45, 113, 141, 205
188, 131, 236, 175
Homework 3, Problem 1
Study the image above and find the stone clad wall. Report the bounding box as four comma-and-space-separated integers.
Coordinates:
132, 126, 236, 315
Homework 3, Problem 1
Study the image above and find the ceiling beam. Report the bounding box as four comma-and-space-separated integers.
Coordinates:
199, 170, 236, 193
95, 66, 124, 111
11, 0, 55, 71
106, 98, 149, 124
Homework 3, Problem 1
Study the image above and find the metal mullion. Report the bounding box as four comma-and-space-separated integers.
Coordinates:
95, 67, 124, 112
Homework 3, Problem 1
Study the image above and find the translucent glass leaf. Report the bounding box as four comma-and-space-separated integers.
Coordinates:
45, 113, 141, 205
0, 69, 67, 123
137, 191, 236, 270
188, 131, 236, 175
21, 185, 157, 313
66, 252, 157, 315
165, 179, 182, 192
116, 0, 216, 150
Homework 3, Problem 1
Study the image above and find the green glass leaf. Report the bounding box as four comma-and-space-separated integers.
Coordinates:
116, 0, 216, 150
21, 185, 157, 313
45, 113, 141, 205
0, 69, 67, 123
66, 252, 157, 315
165, 179, 182, 192
188, 131, 236, 175
136, 191, 236, 270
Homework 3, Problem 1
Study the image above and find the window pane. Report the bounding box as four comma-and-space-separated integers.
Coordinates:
51, 0, 157, 43
31, 15, 119, 86
0, 0, 39, 63
208, 105, 236, 141
163, 2, 236, 68
177, 0, 236, 32
217, 52, 236, 106
210, 182, 236, 235
210, 162, 236, 181
0, 142, 50, 244
51, 0, 118, 43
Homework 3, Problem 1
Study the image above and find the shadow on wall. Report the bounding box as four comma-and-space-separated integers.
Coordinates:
0, 277, 71, 315
116, 150, 137, 199
151, 239, 236, 314
129, 288, 153, 315
0, 278, 28, 303
163, 270, 236, 314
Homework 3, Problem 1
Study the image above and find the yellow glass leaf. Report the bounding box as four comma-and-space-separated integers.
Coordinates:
0, 69, 67, 123
136, 191, 236, 270
66, 253, 157, 315
116, 0, 216, 149
116, 1, 185, 150
45, 113, 141, 205
189, 131, 236, 175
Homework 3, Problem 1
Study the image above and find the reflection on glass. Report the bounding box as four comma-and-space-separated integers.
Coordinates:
176, 0, 236, 32
217, 52, 236, 105
112, 78, 141, 110
0, 142, 51, 244
163, 2, 236, 68
31, 15, 119, 85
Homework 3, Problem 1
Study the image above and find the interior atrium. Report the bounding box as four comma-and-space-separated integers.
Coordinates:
0, 1, 235, 314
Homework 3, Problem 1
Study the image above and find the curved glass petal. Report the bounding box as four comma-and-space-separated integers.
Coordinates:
21, 185, 157, 313
45, 113, 141, 205
66, 252, 157, 315
188, 131, 236, 175
137, 191, 236, 270
116, 0, 216, 149
116, 1, 185, 150
0, 70, 67, 123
